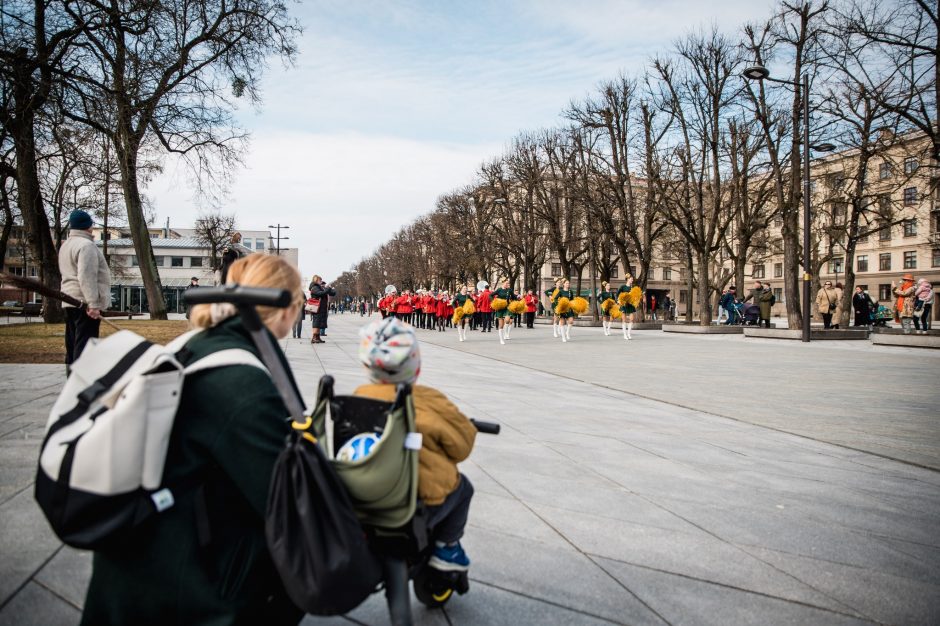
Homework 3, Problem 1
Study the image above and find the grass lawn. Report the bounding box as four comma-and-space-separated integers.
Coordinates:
0, 320, 191, 364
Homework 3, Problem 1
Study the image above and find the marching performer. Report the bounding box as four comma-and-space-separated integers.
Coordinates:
544, 278, 562, 337
491, 278, 514, 345
554, 279, 576, 342
598, 281, 616, 336
452, 285, 474, 342
616, 275, 641, 340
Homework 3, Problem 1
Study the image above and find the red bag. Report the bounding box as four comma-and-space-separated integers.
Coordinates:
305, 298, 320, 314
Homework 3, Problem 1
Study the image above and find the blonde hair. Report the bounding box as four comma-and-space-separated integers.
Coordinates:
311, 274, 322, 284
191, 254, 302, 329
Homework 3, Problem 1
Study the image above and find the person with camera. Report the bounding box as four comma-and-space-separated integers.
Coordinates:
308, 275, 336, 344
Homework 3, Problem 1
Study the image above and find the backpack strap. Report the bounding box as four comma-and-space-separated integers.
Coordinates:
184, 348, 268, 375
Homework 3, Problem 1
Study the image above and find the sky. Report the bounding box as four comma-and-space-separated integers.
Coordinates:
148, 0, 776, 282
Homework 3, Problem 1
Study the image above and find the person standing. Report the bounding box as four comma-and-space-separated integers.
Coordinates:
758, 284, 774, 328
184, 276, 200, 320
524, 289, 537, 329
59, 210, 111, 372
477, 283, 493, 333
913, 278, 933, 334
852, 286, 874, 328
491, 278, 514, 345
452, 286, 473, 342
815, 280, 841, 330
308, 275, 336, 343
662, 291, 673, 321
292, 290, 306, 339
649, 294, 658, 321
555, 279, 576, 342
893, 273, 917, 334
545, 278, 562, 337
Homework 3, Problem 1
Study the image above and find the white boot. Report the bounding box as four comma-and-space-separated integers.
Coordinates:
561, 323, 567, 342
459, 327, 465, 342
564, 324, 571, 341
552, 322, 558, 338
604, 321, 610, 336
627, 322, 633, 340
498, 328, 505, 345
505, 324, 511, 339
622, 321, 628, 340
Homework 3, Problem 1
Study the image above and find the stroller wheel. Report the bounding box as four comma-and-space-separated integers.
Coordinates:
413, 567, 465, 607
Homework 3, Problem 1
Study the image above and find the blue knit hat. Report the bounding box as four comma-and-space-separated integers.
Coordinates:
68, 210, 93, 230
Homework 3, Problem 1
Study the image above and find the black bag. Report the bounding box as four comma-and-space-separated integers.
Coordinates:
265, 430, 383, 616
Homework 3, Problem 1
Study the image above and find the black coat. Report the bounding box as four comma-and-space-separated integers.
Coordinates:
308, 282, 336, 328
852, 292, 873, 326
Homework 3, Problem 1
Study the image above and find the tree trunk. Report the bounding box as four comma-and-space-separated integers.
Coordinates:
697, 250, 712, 326
9, 79, 63, 322
684, 245, 695, 322
116, 143, 167, 320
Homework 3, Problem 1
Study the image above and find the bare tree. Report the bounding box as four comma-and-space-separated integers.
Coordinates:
194, 209, 236, 273
62, 0, 300, 319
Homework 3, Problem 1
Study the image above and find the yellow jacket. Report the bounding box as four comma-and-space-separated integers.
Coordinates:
354, 384, 477, 506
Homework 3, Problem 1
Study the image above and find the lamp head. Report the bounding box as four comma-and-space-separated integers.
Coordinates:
811, 142, 836, 152
742, 65, 770, 81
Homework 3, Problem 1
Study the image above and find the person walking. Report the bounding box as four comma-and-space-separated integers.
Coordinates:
815, 280, 841, 330
184, 276, 200, 320
554, 279, 577, 343
524, 289, 537, 329
719, 287, 737, 325
913, 278, 933, 333
758, 284, 774, 328
852, 286, 874, 328
893, 273, 917, 334
308, 275, 335, 343
616, 275, 638, 340
58, 210, 111, 373
597, 281, 615, 336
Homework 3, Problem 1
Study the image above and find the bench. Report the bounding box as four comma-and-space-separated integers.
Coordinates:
18, 303, 42, 321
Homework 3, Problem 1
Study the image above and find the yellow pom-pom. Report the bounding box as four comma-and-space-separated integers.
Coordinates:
570, 297, 589, 315
508, 300, 526, 315
628, 286, 643, 308
601, 298, 616, 313
491, 297, 508, 311
463, 300, 475, 315
618, 291, 629, 306
610, 307, 623, 320
552, 288, 559, 300
555, 297, 571, 314
452, 308, 465, 324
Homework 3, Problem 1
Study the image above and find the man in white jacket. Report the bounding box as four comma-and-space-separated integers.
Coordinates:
58, 210, 111, 369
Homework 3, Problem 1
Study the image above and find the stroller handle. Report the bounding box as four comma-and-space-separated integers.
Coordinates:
471, 419, 500, 435
183, 285, 293, 308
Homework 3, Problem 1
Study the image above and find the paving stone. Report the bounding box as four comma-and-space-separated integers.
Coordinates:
597, 558, 872, 626
0, 581, 80, 626
34, 547, 91, 610
0, 489, 62, 606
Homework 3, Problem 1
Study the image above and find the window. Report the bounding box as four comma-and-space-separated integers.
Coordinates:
569, 266, 579, 278
857, 284, 868, 292
904, 157, 919, 175
256, 239, 265, 250
190, 256, 203, 267
171, 257, 184, 267
242, 238, 253, 248
904, 187, 917, 205
933, 248, 940, 267
131, 255, 139, 267
774, 217, 783, 228
878, 194, 892, 213
628, 266, 636, 278
879, 162, 892, 179
774, 263, 783, 278
879, 221, 892, 241
903, 219, 917, 237
662, 267, 671, 280
752, 264, 765, 279
679, 290, 688, 303
154, 256, 164, 267
903, 251, 917, 269
879, 284, 892, 301
773, 288, 783, 304
829, 257, 844, 274
879, 253, 891, 271
858, 231, 868, 243
551, 263, 561, 276
610, 266, 619, 278
832, 203, 847, 223
809, 180, 817, 194
828, 174, 845, 191
857, 255, 868, 272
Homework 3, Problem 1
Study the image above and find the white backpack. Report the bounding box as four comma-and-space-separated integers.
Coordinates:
35, 329, 267, 549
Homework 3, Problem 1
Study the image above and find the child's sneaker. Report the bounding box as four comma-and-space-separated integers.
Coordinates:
429, 542, 470, 572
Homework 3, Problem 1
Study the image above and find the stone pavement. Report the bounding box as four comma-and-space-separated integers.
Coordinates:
1, 314, 939, 625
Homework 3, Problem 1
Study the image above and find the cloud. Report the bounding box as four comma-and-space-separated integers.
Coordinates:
148, 131, 499, 280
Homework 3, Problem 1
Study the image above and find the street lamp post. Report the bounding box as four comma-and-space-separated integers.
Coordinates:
268, 223, 290, 256
742, 66, 834, 342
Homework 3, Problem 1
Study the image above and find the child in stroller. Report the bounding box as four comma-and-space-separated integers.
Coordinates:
871, 304, 893, 327
740, 303, 761, 325
354, 317, 477, 573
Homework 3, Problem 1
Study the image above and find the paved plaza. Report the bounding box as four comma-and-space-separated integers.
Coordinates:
1, 314, 939, 625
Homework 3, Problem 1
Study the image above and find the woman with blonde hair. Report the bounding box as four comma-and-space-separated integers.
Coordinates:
82, 253, 306, 625
308, 274, 336, 344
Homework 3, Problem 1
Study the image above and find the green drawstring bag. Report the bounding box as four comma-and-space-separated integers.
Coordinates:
310, 376, 419, 529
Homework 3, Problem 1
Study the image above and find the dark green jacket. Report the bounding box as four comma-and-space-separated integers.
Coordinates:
81, 317, 302, 626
